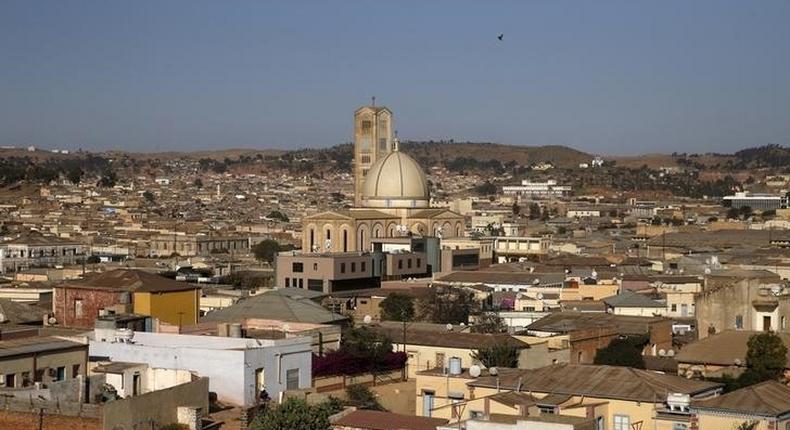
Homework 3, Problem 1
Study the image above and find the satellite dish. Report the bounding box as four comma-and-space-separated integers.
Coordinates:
734, 358, 742, 366
282, 324, 291, 332
488, 367, 498, 376
48, 317, 57, 325
469, 365, 482, 378
666, 349, 675, 357
658, 349, 666, 357
446, 323, 453, 331
459, 322, 466, 327
363, 315, 372, 324
704, 268, 711, 274
536, 292, 544, 300
533, 279, 540, 285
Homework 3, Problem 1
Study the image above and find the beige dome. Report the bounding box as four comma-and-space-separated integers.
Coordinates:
361, 149, 430, 208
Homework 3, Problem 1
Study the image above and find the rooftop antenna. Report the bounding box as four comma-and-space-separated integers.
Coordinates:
371, 96, 376, 107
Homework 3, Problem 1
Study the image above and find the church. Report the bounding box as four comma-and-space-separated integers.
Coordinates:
302, 104, 465, 253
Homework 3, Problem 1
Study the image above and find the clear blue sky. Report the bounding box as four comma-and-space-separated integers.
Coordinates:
1, 1, 788, 154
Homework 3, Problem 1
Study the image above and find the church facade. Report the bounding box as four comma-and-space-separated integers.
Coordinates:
302, 105, 465, 253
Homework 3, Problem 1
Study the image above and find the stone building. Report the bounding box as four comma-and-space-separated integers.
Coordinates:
303, 105, 464, 253
0, 230, 85, 273
148, 234, 248, 257
695, 270, 789, 338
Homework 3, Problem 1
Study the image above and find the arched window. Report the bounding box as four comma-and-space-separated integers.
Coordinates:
309, 229, 315, 251
343, 230, 348, 252
326, 229, 331, 240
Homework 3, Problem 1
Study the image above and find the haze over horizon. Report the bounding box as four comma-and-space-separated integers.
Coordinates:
1, 1, 789, 155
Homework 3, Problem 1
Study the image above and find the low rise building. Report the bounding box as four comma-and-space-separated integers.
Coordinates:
89, 329, 312, 406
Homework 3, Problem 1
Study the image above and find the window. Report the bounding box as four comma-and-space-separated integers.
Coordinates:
351, 262, 356, 272
735, 315, 743, 329
671, 304, 677, 312
313, 263, 318, 271
340, 263, 346, 273
74, 299, 83, 318
286, 369, 300, 390
361, 261, 366, 272
285, 278, 290, 288
360, 155, 371, 164
470, 411, 485, 420
292, 262, 303, 273
361, 120, 372, 132
422, 390, 435, 417
417, 258, 421, 268
538, 406, 556, 414
398, 260, 403, 269
55, 366, 66, 382
298, 278, 304, 288
407, 259, 412, 269
379, 138, 388, 151
72, 364, 80, 378
672, 424, 688, 430
21, 372, 31, 387
307, 279, 323, 292
4, 374, 15, 388
614, 415, 630, 430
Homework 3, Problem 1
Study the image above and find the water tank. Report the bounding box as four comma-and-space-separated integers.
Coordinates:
666, 393, 691, 412
115, 328, 134, 343
229, 323, 243, 338
448, 357, 462, 375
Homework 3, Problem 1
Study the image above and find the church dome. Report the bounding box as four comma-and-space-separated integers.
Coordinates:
361, 147, 430, 208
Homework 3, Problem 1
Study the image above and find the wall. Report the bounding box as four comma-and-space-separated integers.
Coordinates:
90, 332, 312, 406
0, 346, 87, 388
0, 411, 100, 430
134, 289, 199, 325
103, 377, 209, 430
53, 287, 122, 328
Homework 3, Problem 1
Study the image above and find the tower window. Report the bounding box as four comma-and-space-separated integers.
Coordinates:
379, 138, 387, 151
361, 120, 372, 132
361, 155, 371, 164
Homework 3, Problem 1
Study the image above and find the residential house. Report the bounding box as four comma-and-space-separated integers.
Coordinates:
0, 336, 87, 389
415, 364, 722, 430
53, 269, 200, 328
675, 330, 790, 379
89, 329, 312, 406
691, 381, 790, 430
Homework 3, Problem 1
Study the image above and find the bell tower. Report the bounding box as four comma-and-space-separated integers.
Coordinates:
353, 100, 394, 206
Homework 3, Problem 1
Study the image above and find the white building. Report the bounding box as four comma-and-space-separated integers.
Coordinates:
502, 180, 571, 198
89, 330, 313, 406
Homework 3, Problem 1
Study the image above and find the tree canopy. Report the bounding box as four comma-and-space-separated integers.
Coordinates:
593, 335, 648, 369
250, 397, 342, 430
379, 293, 415, 322
472, 343, 521, 368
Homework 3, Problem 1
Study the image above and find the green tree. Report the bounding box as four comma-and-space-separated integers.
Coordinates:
726, 207, 740, 219
528, 203, 541, 220
97, 170, 117, 187
593, 335, 648, 369
253, 239, 282, 263
735, 421, 759, 430
379, 293, 415, 322
66, 166, 83, 184
250, 397, 342, 430
142, 190, 155, 203
740, 331, 788, 384
416, 287, 478, 325
471, 313, 507, 334
472, 343, 520, 368
267, 210, 290, 223
341, 326, 393, 364
345, 384, 384, 411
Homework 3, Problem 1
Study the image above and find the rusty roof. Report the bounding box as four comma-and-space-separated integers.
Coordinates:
332, 410, 448, 430
692, 380, 790, 417
57, 269, 199, 293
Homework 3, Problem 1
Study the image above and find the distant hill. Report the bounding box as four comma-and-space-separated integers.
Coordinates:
289, 141, 593, 172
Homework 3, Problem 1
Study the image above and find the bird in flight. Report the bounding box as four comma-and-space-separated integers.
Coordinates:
497, 34, 504, 41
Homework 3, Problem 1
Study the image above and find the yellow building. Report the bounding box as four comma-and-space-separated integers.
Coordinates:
53, 269, 200, 327
691, 381, 790, 430
415, 363, 722, 430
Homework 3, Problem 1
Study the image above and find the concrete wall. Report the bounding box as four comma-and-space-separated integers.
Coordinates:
103, 377, 209, 430
90, 332, 312, 406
